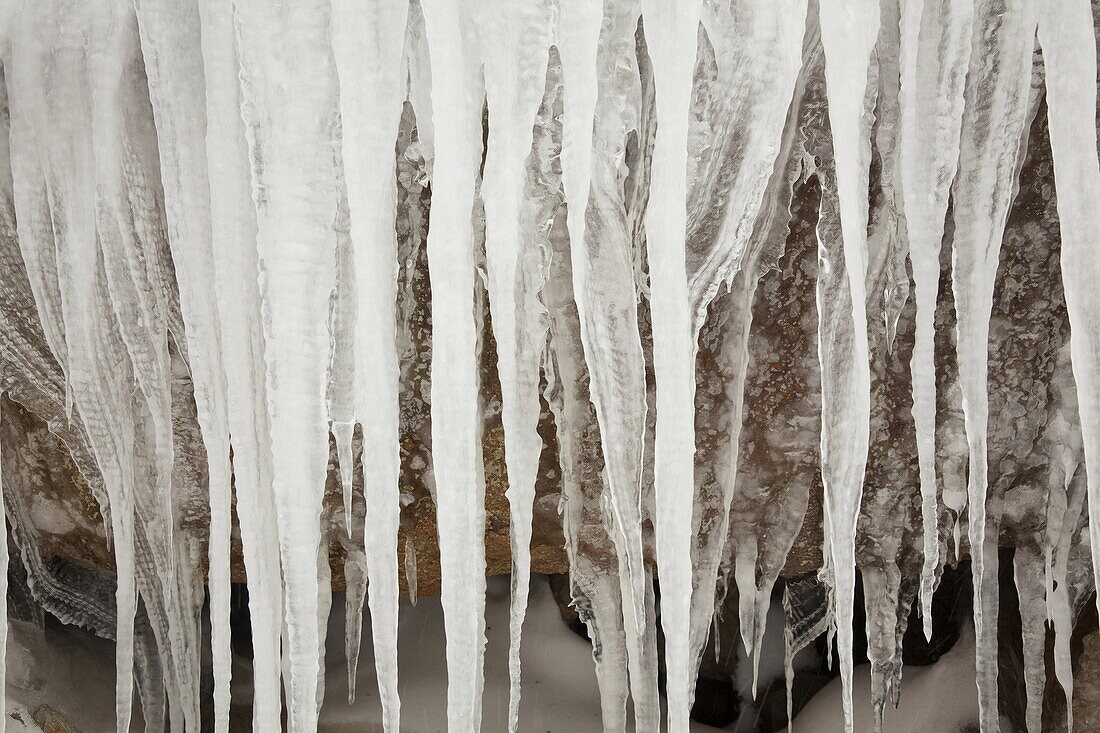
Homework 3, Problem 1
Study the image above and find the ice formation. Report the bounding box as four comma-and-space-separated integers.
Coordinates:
0, 0, 1097, 731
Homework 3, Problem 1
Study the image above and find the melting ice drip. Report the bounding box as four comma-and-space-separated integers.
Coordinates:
0, 0, 1096, 732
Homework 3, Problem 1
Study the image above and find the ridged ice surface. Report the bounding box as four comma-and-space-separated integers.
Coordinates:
0, 1, 1096, 731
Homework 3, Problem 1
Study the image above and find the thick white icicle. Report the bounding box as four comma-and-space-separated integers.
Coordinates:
131, 2, 236, 729
469, 0, 552, 729
194, 0, 285, 728
417, 1, 488, 728
1036, 0, 1100, 627
330, 1, 409, 728
950, 2, 1038, 728
897, 0, 975, 641
817, 2, 879, 730
233, 0, 340, 729
636, 1, 701, 729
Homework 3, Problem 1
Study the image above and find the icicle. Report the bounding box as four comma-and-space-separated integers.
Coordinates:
816, 2, 879, 730
1036, 0, 1100, 628
635, 2, 702, 729
861, 565, 911, 732
783, 574, 834, 733
0, 398, 6, 733
330, 1, 410, 728
1014, 546, 1047, 732
316, 542, 333, 714
863, 0, 908, 351
556, 1, 659, 725
331, 421, 355, 535
898, 0, 975, 642
580, 572, 632, 733
343, 549, 367, 704
469, 1, 553, 729
193, 1, 285, 728
687, 0, 809, 688
687, 0, 809, 330
404, 537, 418, 606
951, 2, 1038, 728
122, 7, 230, 732
131, 0, 238, 728
0, 26, 69, 393
328, 153, 356, 539
543, 207, 633, 732
1046, 413, 1088, 731
417, 2, 488, 728
542, 128, 638, 731
233, 0, 341, 728
3, 5, 142, 729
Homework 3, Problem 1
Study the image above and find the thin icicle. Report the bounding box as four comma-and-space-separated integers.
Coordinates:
233, 0, 341, 728
0, 399, 6, 733
543, 198, 633, 732
897, 0, 975, 642
950, 2, 1038, 729
315, 542, 333, 714
330, 1, 410, 728
417, 2, 488, 728
343, 549, 367, 704
194, 1, 284, 728
1014, 545, 1047, 732
817, 2, 879, 730
636, 2, 702, 729
556, 2, 658, 725
404, 537, 418, 606
131, 1, 237, 728
470, 1, 553, 728
1036, 0, 1100, 630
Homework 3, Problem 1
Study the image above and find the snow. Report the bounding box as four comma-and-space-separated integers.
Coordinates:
320, 575, 726, 733
783, 624, 981, 733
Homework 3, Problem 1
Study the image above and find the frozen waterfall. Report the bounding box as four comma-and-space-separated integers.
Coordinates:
0, 0, 1097, 731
